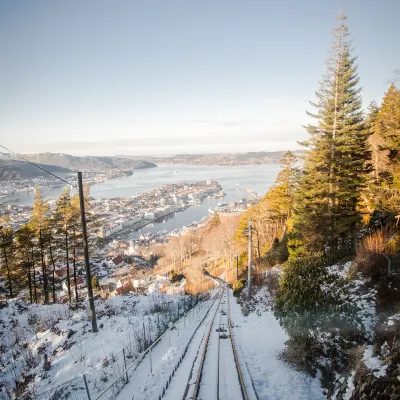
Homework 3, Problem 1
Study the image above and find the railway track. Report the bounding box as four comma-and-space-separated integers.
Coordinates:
158, 284, 258, 400
182, 287, 256, 400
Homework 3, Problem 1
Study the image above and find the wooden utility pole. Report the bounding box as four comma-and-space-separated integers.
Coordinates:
235, 252, 239, 280
78, 172, 98, 333
247, 218, 252, 299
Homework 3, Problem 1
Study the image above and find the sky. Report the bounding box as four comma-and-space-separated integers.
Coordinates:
0, 0, 399, 156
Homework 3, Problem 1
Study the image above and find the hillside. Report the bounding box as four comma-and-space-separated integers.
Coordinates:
0, 153, 157, 172
120, 151, 304, 166
0, 159, 71, 180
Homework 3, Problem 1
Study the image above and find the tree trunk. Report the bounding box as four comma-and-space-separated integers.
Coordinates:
39, 229, 49, 304
4, 248, 12, 297
65, 230, 71, 302
49, 240, 57, 303
31, 246, 37, 303
73, 227, 79, 302
27, 255, 33, 304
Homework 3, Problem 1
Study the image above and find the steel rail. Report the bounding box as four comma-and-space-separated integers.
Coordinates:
227, 287, 249, 400
190, 288, 224, 400
94, 294, 216, 400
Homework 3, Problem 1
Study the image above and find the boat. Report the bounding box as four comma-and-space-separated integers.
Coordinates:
174, 169, 179, 174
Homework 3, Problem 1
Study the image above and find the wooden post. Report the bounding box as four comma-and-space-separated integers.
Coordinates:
83, 374, 91, 400
123, 349, 129, 383
78, 172, 97, 333
247, 218, 252, 299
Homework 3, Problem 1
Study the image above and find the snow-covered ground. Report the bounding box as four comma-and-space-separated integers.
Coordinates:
0, 292, 201, 399
229, 289, 326, 400
117, 293, 218, 400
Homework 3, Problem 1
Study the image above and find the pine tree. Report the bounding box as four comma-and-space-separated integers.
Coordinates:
70, 194, 82, 302
54, 186, 73, 302
0, 225, 14, 297
30, 189, 50, 303
366, 101, 384, 181
369, 84, 400, 215
210, 213, 221, 228
289, 13, 372, 258
235, 151, 299, 259
377, 83, 400, 164
15, 224, 35, 303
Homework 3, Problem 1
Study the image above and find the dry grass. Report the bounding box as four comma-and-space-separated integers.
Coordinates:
355, 227, 400, 280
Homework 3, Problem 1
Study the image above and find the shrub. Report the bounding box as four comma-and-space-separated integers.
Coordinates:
169, 270, 185, 283
274, 256, 363, 379
355, 229, 399, 281
262, 235, 289, 267
233, 278, 246, 297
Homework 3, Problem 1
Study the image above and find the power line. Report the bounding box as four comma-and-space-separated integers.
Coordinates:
0, 144, 94, 211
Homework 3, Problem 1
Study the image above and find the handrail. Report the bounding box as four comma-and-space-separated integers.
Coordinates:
94, 296, 210, 400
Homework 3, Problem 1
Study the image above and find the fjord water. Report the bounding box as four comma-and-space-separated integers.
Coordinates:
5, 163, 280, 236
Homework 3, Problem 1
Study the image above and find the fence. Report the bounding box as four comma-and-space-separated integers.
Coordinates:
32, 295, 205, 400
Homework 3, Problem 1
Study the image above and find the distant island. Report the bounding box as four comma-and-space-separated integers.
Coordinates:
0, 152, 157, 180
120, 151, 304, 166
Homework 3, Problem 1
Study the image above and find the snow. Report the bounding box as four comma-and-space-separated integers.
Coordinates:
0, 292, 200, 399
363, 345, 388, 378
387, 313, 400, 326
343, 370, 356, 400
117, 294, 217, 400
327, 262, 377, 339
229, 290, 325, 399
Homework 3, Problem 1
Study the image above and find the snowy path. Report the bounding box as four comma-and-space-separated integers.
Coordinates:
228, 290, 325, 400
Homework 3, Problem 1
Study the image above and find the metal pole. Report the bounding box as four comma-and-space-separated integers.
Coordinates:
83, 374, 91, 400
236, 252, 239, 280
383, 254, 392, 276
149, 347, 153, 374
123, 349, 129, 383
143, 321, 146, 348
78, 172, 97, 333
247, 218, 252, 299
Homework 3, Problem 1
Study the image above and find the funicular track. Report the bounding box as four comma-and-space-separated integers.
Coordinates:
185, 287, 250, 400
156, 280, 258, 400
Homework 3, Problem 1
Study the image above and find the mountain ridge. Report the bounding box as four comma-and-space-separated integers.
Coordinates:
0, 152, 157, 173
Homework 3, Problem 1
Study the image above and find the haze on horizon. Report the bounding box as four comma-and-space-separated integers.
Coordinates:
0, 0, 399, 156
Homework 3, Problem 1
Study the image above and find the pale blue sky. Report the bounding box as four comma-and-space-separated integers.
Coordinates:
0, 0, 399, 156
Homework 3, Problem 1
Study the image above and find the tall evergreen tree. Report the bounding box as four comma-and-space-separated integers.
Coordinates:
15, 224, 35, 303
235, 151, 299, 258
289, 13, 372, 258
30, 189, 50, 303
0, 225, 14, 297
54, 187, 72, 302
369, 84, 400, 215
377, 83, 400, 164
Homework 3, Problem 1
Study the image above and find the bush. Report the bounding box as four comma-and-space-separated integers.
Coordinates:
355, 229, 399, 281
274, 256, 363, 377
233, 278, 246, 297
262, 235, 289, 267
169, 270, 185, 283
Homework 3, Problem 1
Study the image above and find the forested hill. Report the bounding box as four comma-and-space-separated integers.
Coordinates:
0, 153, 157, 172
121, 150, 304, 166
0, 159, 71, 180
